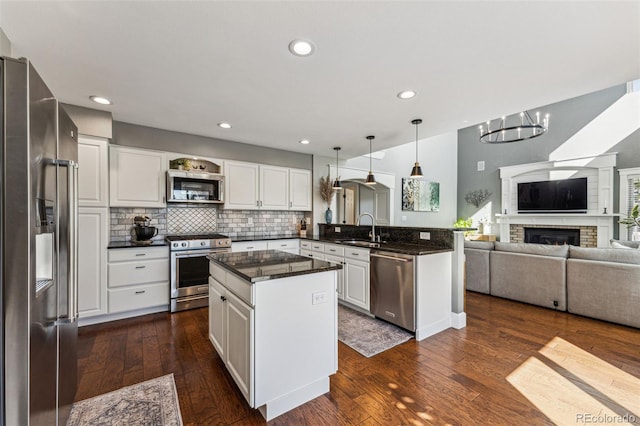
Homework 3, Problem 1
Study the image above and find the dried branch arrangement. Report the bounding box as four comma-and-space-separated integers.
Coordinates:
319, 175, 336, 205
464, 189, 491, 208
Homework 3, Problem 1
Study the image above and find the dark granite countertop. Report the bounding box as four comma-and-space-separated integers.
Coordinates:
208, 249, 341, 283
108, 240, 169, 249
231, 234, 300, 242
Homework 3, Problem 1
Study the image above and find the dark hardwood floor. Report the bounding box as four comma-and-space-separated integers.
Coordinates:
77, 292, 640, 425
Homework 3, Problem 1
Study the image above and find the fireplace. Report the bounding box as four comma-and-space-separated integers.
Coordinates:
524, 227, 580, 246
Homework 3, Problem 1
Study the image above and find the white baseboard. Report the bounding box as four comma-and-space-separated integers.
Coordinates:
450, 312, 467, 329
257, 377, 329, 421
78, 305, 169, 327
415, 316, 452, 341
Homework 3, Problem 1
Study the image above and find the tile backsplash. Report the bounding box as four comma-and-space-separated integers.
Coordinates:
110, 207, 167, 242
109, 206, 305, 241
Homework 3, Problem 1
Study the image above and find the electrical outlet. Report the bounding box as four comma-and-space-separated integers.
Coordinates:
247, 217, 253, 225
335, 227, 341, 233
420, 232, 431, 240
401, 215, 407, 222
312, 291, 327, 305
477, 161, 485, 171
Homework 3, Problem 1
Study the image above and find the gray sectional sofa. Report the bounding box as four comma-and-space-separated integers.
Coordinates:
464, 239, 640, 329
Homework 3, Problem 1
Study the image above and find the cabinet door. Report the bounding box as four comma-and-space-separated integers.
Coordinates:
289, 168, 312, 211
260, 165, 289, 210
78, 208, 108, 317
224, 161, 259, 210
231, 241, 268, 253
109, 146, 166, 207
78, 136, 108, 207
325, 254, 345, 300
344, 259, 370, 310
225, 291, 254, 406
209, 277, 226, 359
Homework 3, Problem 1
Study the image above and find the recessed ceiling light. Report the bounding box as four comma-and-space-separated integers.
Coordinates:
299, 139, 310, 145
397, 90, 416, 100
218, 122, 232, 129
288, 39, 315, 56
89, 95, 112, 105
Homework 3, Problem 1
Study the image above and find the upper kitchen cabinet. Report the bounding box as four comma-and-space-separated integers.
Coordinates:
109, 146, 167, 207
224, 160, 260, 210
224, 160, 311, 211
289, 168, 312, 211
78, 136, 109, 207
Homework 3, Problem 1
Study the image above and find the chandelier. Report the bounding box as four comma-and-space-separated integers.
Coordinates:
479, 111, 549, 144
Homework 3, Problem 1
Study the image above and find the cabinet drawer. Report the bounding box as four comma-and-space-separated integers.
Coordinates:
108, 282, 169, 313
267, 239, 299, 251
108, 246, 168, 262
209, 262, 227, 283
300, 240, 312, 250
108, 259, 169, 288
231, 241, 268, 252
324, 244, 345, 257
226, 272, 254, 306
311, 242, 324, 251
344, 247, 369, 261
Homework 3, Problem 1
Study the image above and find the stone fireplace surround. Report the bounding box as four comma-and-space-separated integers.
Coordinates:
496, 153, 617, 248
510, 224, 597, 247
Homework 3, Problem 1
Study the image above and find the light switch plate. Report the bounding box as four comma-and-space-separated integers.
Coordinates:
477, 161, 485, 171
420, 232, 431, 240
401, 215, 407, 221
335, 227, 341, 233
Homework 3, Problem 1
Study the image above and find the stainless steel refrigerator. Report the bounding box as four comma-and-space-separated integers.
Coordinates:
1, 57, 79, 425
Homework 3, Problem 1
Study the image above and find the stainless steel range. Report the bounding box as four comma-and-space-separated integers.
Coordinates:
167, 233, 231, 312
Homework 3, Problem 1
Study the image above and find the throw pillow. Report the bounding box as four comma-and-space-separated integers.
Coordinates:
611, 241, 633, 249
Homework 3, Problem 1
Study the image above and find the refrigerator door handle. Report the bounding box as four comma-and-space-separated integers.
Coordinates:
57, 159, 79, 322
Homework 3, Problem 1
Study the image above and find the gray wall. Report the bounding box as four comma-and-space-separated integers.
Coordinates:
457, 84, 640, 222
0, 26, 11, 56
345, 131, 458, 228
113, 121, 312, 170
61, 103, 112, 139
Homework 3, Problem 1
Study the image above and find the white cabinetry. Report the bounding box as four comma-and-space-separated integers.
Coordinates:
266, 239, 299, 254
208, 260, 336, 421
344, 252, 370, 310
78, 136, 108, 207
107, 246, 169, 313
78, 136, 109, 319
109, 146, 167, 207
232, 241, 269, 253
78, 208, 108, 318
289, 169, 312, 211
224, 160, 311, 211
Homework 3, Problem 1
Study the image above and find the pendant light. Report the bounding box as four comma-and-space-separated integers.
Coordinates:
410, 118, 423, 178
365, 135, 376, 185
332, 147, 342, 190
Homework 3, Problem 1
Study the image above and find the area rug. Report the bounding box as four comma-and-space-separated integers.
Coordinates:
68, 374, 183, 426
338, 305, 413, 358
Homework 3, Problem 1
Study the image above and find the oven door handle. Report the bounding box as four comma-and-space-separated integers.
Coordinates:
174, 249, 225, 257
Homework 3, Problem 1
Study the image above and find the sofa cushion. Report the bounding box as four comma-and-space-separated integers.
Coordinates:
569, 246, 640, 265
610, 239, 640, 249
464, 240, 494, 250
494, 241, 569, 258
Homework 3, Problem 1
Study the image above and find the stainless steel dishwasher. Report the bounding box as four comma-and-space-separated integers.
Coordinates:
370, 251, 415, 331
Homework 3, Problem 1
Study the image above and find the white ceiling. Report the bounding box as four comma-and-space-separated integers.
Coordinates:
1, 1, 639, 158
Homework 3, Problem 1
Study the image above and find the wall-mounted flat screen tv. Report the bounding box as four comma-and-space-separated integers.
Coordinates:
517, 177, 588, 213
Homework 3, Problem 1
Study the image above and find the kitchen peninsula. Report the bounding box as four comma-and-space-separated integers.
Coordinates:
207, 250, 341, 421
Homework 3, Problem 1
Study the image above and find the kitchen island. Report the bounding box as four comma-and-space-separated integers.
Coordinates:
207, 249, 341, 421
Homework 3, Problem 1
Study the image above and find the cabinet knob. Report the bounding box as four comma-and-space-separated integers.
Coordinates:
220, 296, 227, 302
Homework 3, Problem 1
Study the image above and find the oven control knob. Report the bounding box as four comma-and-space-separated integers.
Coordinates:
181, 242, 188, 248
173, 242, 178, 248
200, 241, 206, 246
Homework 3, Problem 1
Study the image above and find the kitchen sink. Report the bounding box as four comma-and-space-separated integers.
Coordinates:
337, 239, 381, 248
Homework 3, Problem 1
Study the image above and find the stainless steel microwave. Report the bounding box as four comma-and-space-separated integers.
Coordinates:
166, 170, 224, 204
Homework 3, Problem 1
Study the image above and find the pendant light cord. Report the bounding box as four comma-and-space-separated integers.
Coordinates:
369, 139, 373, 172
415, 122, 419, 162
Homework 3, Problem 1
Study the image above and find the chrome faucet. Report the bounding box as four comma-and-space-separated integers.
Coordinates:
356, 212, 378, 242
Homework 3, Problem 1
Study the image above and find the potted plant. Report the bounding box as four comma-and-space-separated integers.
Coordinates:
619, 180, 640, 240
169, 158, 191, 170
453, 217, 474, 237
319, 175, 336, 224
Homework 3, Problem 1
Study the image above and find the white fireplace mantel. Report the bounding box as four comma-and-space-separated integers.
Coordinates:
497, 153, 617, 247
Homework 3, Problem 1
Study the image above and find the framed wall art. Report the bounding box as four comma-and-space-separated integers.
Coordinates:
402, 179, 440, 211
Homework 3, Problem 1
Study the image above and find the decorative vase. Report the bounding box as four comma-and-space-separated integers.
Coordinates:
325, 207, 333, 224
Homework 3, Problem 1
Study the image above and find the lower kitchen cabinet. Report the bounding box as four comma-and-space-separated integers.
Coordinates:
107, 246, 169, 313
324, 254, 345, 299
78, 208, 108, 318
344, 258, 369, 310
